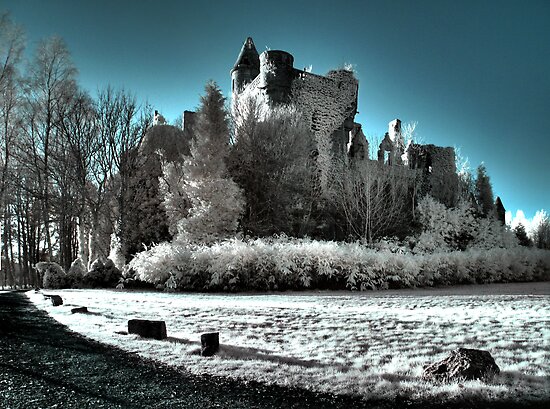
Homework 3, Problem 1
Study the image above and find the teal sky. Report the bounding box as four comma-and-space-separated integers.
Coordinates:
4, 0, 549, 220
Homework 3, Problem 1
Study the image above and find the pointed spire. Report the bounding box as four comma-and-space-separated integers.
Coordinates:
231, 37, 260, 73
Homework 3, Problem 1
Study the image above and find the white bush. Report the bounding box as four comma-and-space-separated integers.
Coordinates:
128, 237, 550, 292
415, 195, 519, 253
66, 258, 86, 288
68, 258, 87, 276
37, 262, 67, 289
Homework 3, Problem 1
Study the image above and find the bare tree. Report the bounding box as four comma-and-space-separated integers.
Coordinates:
22, 36, 77, 260
0, 12, 24, 206
0, 13, 25, 286
333, 157, 418, 242
53, 90, 98, 269
95, 86, 152, 262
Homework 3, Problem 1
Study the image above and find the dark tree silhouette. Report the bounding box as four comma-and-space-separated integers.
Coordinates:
475, 164, 494, 218
514, 223, 532, 247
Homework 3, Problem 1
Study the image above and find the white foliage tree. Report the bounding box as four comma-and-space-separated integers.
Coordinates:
413, 196, 475, 253
172, 81, 244, 244
414, 195, 517, 253
159, 158, 190, 236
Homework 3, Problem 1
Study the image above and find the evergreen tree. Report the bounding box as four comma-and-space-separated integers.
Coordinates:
475, 164, 495, 217
514, 223, 532, 247
124, 151, 171, 256
229, 96, 316, 237
175, 81, 244, 243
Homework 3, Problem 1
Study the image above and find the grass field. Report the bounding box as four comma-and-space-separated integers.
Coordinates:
27, 282, 549, 403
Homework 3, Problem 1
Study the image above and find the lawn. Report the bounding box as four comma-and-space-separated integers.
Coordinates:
27, 282, 549, 403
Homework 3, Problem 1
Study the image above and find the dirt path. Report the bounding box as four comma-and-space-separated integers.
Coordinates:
1, 291, 546, 409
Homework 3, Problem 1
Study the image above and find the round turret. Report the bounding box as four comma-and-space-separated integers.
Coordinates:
231, 37, 260, 95
259, 50, 295, 103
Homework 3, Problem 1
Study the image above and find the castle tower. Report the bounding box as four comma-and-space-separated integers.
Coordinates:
258, 50, 294, 104
231, 37, 260, 96
388, 119, 402, 145
390, 118, 405, 164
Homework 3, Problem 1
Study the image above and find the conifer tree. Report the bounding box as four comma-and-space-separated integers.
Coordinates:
514, 223, 532, 247
174, 81, 244, 243
475, 164, 495, 217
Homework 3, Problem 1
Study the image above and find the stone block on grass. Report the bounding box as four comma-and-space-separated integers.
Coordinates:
201, 332, 219, 357
71, 306, 88, 314
50, 295, 63, 306
128, 319, 167, 340
423, 348, 500, 382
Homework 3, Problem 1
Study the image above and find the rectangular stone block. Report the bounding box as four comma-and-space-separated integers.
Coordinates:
201, 332, 220, 356
128, 319, 167, 340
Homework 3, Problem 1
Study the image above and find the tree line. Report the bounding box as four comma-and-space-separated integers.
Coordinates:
0, 14, 151, 286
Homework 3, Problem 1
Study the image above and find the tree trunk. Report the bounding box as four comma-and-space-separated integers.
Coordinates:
88, 211, 102, 269
77, 214, 89, 270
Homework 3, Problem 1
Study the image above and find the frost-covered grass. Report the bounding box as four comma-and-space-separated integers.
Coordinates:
28, 283, 550, 403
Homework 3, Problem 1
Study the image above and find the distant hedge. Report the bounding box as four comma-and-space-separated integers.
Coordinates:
127, 237, 550, 292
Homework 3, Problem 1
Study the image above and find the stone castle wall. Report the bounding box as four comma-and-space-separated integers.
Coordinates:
237, 64, 358, 156
408, 144, 458, 206
231, 38, 458, 202
291, 69, 358, 154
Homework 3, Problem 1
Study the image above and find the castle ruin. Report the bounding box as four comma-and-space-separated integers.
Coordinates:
230, 37, 458, 205
231, 37, 365, 158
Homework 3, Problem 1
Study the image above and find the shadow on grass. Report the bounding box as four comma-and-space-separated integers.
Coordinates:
165, 335, 413, 377
167, 335, 334, 368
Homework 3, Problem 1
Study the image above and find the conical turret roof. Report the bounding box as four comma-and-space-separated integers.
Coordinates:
231, 37, 260, 73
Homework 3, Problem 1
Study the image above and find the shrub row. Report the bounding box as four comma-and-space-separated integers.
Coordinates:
36, 258, 122, 289
127, 237, 550, 291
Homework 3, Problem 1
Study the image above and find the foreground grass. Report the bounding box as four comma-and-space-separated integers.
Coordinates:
28, 283, 549, 403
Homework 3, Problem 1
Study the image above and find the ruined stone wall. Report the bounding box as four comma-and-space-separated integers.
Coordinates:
291, 69, 358, 153
290, 69, 358, 191
408, 144, 458, 207
238, 66, 358, 156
